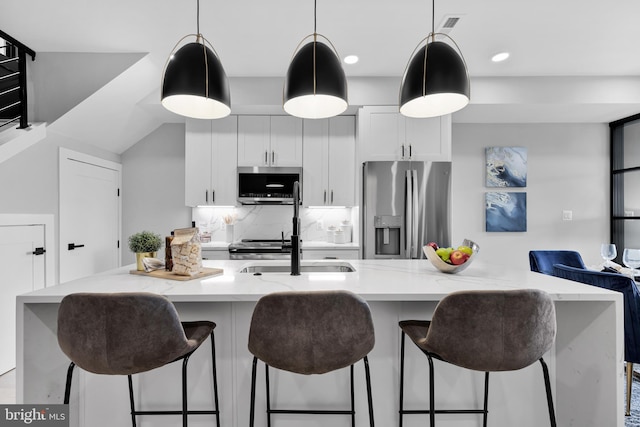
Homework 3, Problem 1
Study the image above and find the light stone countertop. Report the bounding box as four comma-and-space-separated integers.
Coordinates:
18, 258, 619, 304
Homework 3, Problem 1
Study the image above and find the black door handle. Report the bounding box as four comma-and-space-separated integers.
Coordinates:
68, 243, 85, 250
32, 247, 46, 255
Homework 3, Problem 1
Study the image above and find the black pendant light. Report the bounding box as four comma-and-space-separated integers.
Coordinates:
283, 0, 348, 119
399, 0, 470, 118
161, 0, 230, 119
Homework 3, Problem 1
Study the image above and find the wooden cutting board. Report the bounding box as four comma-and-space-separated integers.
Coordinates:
129, 267, 224, 281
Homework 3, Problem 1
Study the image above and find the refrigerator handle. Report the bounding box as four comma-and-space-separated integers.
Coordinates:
405, 170, 412, 258
411, 169, 419, 258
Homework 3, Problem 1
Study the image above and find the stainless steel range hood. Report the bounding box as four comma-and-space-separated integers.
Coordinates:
237, 166, 302, 205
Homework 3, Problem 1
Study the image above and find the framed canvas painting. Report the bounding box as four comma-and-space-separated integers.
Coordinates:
485, 192, 527, 232
486, 146, 527, 187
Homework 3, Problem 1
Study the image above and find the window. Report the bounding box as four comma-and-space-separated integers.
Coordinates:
610, 114, 640, 261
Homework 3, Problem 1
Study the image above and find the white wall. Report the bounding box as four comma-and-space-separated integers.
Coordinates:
451, 123, 610, 269
120, 123, 192, 265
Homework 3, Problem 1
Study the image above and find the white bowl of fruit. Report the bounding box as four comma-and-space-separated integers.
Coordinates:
423, 239, 480, 274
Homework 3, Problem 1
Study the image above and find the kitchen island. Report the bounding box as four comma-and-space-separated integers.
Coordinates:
17, 259, 623, 427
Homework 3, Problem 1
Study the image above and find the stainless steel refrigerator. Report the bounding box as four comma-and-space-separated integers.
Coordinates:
362, 161, 451, 259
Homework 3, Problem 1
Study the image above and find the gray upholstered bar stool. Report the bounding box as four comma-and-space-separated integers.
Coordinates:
248, 290, 375, 427
399, 289, 557, 427
57, 292, 220, 427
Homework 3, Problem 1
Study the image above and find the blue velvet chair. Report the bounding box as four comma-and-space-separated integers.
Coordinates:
529, 250, 586, 275
552, 264, 640, 416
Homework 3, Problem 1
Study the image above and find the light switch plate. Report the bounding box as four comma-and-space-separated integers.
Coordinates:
562, 210, 573, 221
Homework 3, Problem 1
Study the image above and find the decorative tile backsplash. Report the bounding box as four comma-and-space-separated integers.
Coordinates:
192, 206, 358, 243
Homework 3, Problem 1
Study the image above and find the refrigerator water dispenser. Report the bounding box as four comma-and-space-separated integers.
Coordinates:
374, 215, 402, 255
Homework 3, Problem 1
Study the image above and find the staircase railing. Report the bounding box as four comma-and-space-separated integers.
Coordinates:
0, 30, 36, 130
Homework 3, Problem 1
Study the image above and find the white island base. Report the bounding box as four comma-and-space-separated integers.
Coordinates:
17, 259, 623, 427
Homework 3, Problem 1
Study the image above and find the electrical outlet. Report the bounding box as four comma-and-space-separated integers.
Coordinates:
562, 210, 573, 221
316, 220, 324, 230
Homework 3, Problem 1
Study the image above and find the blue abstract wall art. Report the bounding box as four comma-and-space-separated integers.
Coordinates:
486, 192, 527, 232
486, 146, 527, 187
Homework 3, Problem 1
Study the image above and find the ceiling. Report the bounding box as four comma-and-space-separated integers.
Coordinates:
2, 0, 640, 151
4, 0, 640, 78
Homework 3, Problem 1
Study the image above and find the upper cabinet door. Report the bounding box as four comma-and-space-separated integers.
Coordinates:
270, 116, 303, 167
210, 116, 238, 206
302, 119, 330, 206
237, 116, 271, 167
358, 106, 452, 162
404, 115, 451, 161
360, 108, 403, 160
302, 116, 355, 207
185, 119, 213, 207
185, 116, 238, 207
328, 116, 355, 207
237, 116, 303, 167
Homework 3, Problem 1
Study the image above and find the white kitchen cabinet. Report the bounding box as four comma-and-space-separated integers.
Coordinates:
303, 116, 356, 206
185, 116, 238, 207
358, 106, 451, 161
237, 116, 303, 167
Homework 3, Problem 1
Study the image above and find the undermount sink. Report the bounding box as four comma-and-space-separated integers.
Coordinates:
239, 261, 355, 273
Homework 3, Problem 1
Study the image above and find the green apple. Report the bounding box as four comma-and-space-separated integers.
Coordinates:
436, 247, 453, 262
458, 245, 473, 256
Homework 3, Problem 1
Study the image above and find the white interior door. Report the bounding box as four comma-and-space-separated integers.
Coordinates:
0, 224, 45, 374
59, 149, 121, 283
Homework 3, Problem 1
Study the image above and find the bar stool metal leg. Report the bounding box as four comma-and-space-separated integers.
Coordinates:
350, 364, 355, 427
399, 332, 406, 427
482, 372, 489, 427
249, 356, 258, 427
182, 354, 190, 427
211, 331, 221, 427
265, 364, 272, 427
426, 353, 436, 427
63, 362, 75, 405
127, 375, 137, 427
539, 358, 557, 427
364, 356, 375, 427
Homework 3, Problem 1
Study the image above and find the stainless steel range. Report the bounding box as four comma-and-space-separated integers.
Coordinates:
228, 239, 294, 260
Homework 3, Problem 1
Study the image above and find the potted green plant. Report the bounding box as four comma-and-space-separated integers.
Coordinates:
128, 230, 163, 271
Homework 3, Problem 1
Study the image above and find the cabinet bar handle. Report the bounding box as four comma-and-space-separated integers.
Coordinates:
205, 190, 208, 203
331, 190, 334, 204
402, 144, 405, 158
212, 190, 215, 202
272, 151, 275, 164
32, 247, 46, 256
409, 144, 412, 158
324, 190, 327, 203
265, 151, 268, 165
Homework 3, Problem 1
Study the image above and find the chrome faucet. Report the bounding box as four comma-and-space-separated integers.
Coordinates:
290, 181, 301, 275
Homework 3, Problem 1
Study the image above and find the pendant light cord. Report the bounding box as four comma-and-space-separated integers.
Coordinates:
431, 0, 435, 34
197, 0, 201, 39
313, 0, 317, 95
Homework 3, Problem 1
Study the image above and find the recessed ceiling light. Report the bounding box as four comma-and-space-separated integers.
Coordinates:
491, 52, 510, 63
344, 55, 359, 65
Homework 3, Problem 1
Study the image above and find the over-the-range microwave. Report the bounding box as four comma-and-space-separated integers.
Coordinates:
237, 166, 302, 204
